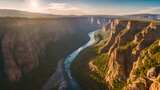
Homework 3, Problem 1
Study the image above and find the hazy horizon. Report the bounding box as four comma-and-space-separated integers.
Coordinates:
0, 0, 160, 15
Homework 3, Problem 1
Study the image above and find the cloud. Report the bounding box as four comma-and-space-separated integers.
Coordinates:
2, 0, 159, 15
136, 7, 160, 14
102, 7, 160, 15
48, 3, 80, 11
42, 2, 91, 15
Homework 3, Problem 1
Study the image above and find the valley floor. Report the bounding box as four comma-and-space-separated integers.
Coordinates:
71, 46, 107, 90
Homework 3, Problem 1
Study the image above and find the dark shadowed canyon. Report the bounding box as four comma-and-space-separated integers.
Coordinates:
0, 16, 104, 90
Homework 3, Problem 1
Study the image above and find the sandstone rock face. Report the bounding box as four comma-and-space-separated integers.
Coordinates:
124, 77, 147, 90
147, 66, 160, 81
91, 19, 160, 89
150, 82, 160, 90
99, 20, 128, 53
147, 66, 160, 90
105, 46, 132, 88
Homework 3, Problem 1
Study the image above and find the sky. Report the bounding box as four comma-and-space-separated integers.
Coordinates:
0, 0, 160, 15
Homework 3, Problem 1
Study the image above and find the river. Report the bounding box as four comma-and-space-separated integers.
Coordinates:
64, 30, 98, 90
43, 30, 98, 90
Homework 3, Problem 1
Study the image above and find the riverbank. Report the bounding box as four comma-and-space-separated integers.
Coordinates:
43, 59, 67, 90
70, 30, 109, 90
63, 31, 98, 90
71, 46, 107, 90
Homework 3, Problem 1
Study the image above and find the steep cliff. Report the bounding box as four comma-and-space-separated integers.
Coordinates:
89, 19, 160, 90
2, 30, 45, 81
0, 18, 99, 90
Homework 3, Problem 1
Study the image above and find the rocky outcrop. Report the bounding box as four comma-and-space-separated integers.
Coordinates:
105, 46, 132, 89
90, 19, 160, 90
147, 66, 160, 81
99, 20, 128, 53
150, 82, 160, 90
124, 77, 148, 90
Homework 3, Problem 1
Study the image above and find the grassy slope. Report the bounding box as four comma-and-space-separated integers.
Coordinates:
71, 46, 107, 90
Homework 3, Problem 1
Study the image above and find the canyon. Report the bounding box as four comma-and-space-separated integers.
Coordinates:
0, 9, 160, 90
0, 17, 101, 90
72, 19, 160, 90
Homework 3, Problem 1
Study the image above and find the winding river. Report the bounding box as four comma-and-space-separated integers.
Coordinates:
43, 30, 98, 90
64, 30, 98, 90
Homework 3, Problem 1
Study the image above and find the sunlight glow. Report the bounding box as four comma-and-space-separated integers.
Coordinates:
28, 0, 40, 12
0, 0, 159, 15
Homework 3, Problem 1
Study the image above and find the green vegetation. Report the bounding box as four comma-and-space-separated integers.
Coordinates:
71, 46, 107, 90
92, 54, 108, 78
112, 79, 125, 90
95, 30, 110, 47
119, 41, 133, 50
135, 40, 160, 78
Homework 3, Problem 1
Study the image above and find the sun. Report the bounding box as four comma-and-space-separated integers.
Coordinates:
28, 0, 40, 11
31, 1, 38, 9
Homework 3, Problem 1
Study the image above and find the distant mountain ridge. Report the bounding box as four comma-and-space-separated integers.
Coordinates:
123, 14, 160, 20
0, 9, 160, 20
0, 9, 58, 18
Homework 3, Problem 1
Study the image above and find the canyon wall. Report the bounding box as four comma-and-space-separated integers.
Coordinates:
0, 18, 99, 90
91, 19, 160, 90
